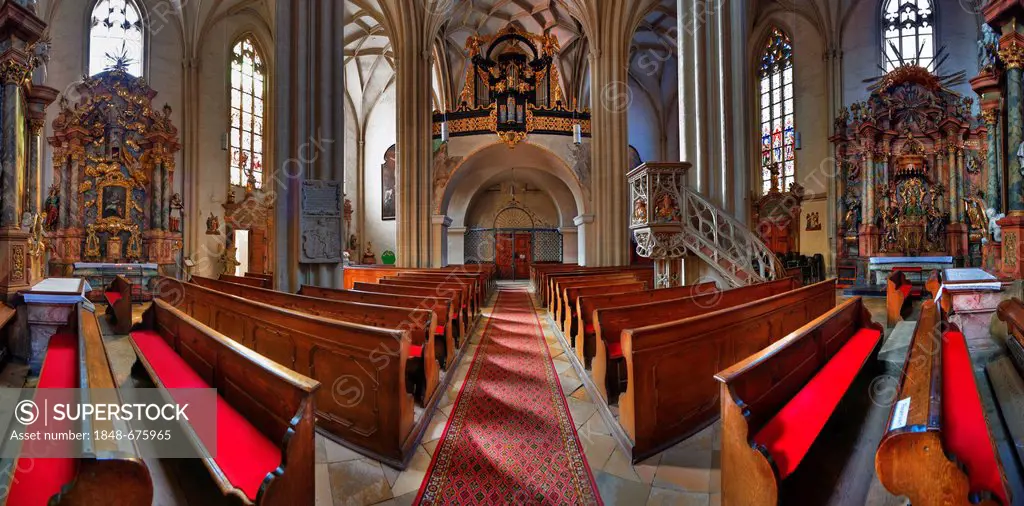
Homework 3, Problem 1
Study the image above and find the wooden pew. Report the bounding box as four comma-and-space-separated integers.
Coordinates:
377, 278, 477, 319
351, 282, 467, 341
245, 272, 274, 289
220, 273, 270, 289
394, 271, 491, 303
131, 298, 319, 505
343, 264, 495, 294
191, 275, 441, 402
390, 273, 482, 314
592, 278, 798, 403
534, 266, 652, 306
619, 279, 837, 462
298, 284, 456, 367
544, 269, 642, 308
875, 298, 1011, 505
716, 297, 883, 506
152, 279, 421, 469
886, 270, 916, 328
552, 273, 643, 326
562, 281, 646, 338
102, 274, 133, 334
4, 304, 153, 506
573, 281, 719, 366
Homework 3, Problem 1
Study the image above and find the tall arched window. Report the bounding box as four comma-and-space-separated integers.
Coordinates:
229, 36, 267, 188
882, 0, 935, 70
758, 27, 794, 195
88, 0, 144, 76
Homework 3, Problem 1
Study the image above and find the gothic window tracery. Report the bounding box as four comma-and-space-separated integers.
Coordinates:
758, 27, 795, 195
88, 0, 144, 76
229, 36, 267, 188
882, 0, 935, 70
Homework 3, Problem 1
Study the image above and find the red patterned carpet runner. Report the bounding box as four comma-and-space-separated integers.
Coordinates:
415, 288, 601, 505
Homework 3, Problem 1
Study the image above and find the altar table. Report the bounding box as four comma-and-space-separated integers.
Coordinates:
868, 256, 954, 285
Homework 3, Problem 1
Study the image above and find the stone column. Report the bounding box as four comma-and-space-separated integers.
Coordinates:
25, 86, 56, 218
563, 0, 659, 267
430, 214, 451, 268
560, 226, 579, 264
274, 0, 344, 290
447, 226, 466, 265
574, 214, 594, 266
57, 149, 68, 229
948, 142, 959, 221
69, 150, 81, 228
378, 1, 446, 268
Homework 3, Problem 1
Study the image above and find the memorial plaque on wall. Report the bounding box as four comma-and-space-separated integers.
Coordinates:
300, 180, 343, 263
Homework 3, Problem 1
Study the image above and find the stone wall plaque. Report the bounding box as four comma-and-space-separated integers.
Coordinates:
300, 180, 342, 263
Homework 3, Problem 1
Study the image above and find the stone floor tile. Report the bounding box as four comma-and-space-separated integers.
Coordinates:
325, 438, 363, 463
646, 487, 710, 506
328, 459, 393, 506
593, 470, 654, 505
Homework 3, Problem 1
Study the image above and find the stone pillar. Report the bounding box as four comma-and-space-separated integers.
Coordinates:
57, 150, 68, 229
430, 214, 450, 268
447, 226, 466, 265
152, 160, 161, 229
69, 149, 81, 228
378, 1, 445, 268
859, 151, 879, 256
948, 142, 959, 221
574, 214, 594, 266
25, 119, 41, 216
563, 0, 659, 267
560, 226, 579, 264
274, 0, 344, 290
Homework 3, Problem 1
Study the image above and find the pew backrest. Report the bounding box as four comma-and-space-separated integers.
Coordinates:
618, 278, 838, 460
220, 273, 269, 288
154, 279, 416, 466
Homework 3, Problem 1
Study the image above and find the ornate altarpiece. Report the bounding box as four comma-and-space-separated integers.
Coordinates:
831, 65, 989, 279
46, 64, 181, 274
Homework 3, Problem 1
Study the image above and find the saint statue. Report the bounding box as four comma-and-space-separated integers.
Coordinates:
988, 208, 1006, 242
43, 183, 59, 231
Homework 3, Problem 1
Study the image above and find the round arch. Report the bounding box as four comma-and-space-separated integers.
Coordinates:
440, 141, 587, 227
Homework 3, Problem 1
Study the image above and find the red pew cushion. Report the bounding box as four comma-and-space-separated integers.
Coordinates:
409, 344, 423, 358
942, 330, 1009, 504
8, 332, 79, 506
898, 284, 912, 299
753, 327, 881, 479
584, 324, 595, 334
893, 266, 922, 273
435, 325, 445, 336
608, 342, 623, 359
131, 330, 280, 501
104, 291, 122, 306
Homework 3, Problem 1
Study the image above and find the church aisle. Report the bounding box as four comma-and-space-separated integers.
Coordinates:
414, 287, 601, 504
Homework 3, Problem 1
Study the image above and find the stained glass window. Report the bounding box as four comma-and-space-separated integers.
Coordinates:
882, 0, 935, 71
230, 36, 266, 188
758, 27, 795, 195
88, 0, 144, 76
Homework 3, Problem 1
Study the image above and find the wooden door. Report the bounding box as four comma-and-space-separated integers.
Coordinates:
496, 233, 514, 279
513, 233, 531, 280
249, 228, 267, 273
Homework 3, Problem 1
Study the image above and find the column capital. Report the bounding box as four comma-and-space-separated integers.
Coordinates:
999, 33, 1024, 69
573, 214, 594, 226
431, 214, 452, 227
559, 226, 577, 234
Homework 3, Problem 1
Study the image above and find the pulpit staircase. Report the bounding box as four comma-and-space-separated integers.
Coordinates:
677, 186, 785, 287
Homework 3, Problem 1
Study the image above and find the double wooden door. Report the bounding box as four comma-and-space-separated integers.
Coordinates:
496, 232, 532, 280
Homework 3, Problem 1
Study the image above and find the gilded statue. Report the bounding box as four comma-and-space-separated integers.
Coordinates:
964, 197, 986, 231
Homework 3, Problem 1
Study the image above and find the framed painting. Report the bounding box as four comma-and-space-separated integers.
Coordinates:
381, 144, 396, 221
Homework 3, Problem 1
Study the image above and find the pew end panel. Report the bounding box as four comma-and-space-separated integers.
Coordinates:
104, 275, 134, 334
714, 297, 882, 506
876, 299, 1011, 506
886, 271, 913, 328
136, 300, 322, 505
